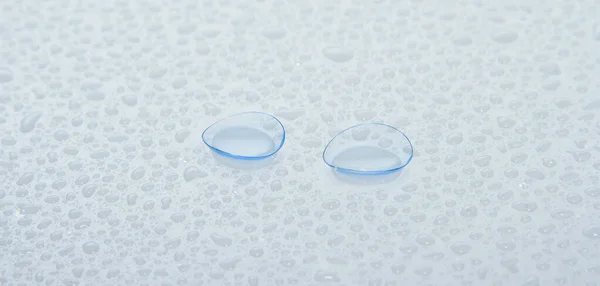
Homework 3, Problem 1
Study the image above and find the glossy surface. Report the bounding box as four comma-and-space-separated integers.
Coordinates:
1, 0, 599, 285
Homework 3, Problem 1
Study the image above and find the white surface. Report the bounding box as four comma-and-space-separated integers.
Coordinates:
1, 0, 600, 285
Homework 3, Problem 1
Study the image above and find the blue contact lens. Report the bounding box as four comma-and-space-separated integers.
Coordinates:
323, 123, 413, 176
202, 112, 285, 166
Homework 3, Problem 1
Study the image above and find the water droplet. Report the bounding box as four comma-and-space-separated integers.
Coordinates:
511, 153, 528, 163
58, 244, 75, 256
453, 35, 472, 46
90, 150, 110, 159
249, 247, 263, 257
446, 132, 463, 145
236, 174, 252, 185
86, 91, 105, 101
582, 225, 600, 239
0, 67, 13, 83
433, 215, 449, 225
497, 225, 517, 235
491, 31, 518, 43
538, 223, 556, 235
316, 225, 328, 235
301, 137, 321, 148
536, 141, 552, 152
551, 209, 574, 220
183, 166, 207, 182
322, 46, 354, 63
165, 238, 181, 249
328, 235, 345, 247
81, 185, 97, 198
262, 27, 286, 40
219, 258, 240, 270
415, 234, 435, 246
82, 241, 99, 254
172, 77, 188, 89
451, 243, 471, 255
474, 155, 491, 166
322, 199, 340, 210
566, 193, 582, 204
511, 201, 538, 212
314, 271, 340, 282
460, 205, 478, 217
496, 241, 516, 251
210, 233, 232, 247
354, 110, 377, 121
74, 218, 91, 229
497, 117, 516, 128
131, 167, 145, 180
37, 219, 52, 229
414, 267, 433, 276
585, 187, 600, 198
410, 212, 427, 222
170, 213, 186, 223
19, 112, 42, 133
16, 172, 34, 186
384, 205, 398, 216
16, 204, 40, 215
122, 94, 137, 106
526, 169, 545, 180
390, 264, 405, 274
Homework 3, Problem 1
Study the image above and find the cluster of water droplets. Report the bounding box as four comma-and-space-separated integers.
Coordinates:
1, 0, 600, 285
